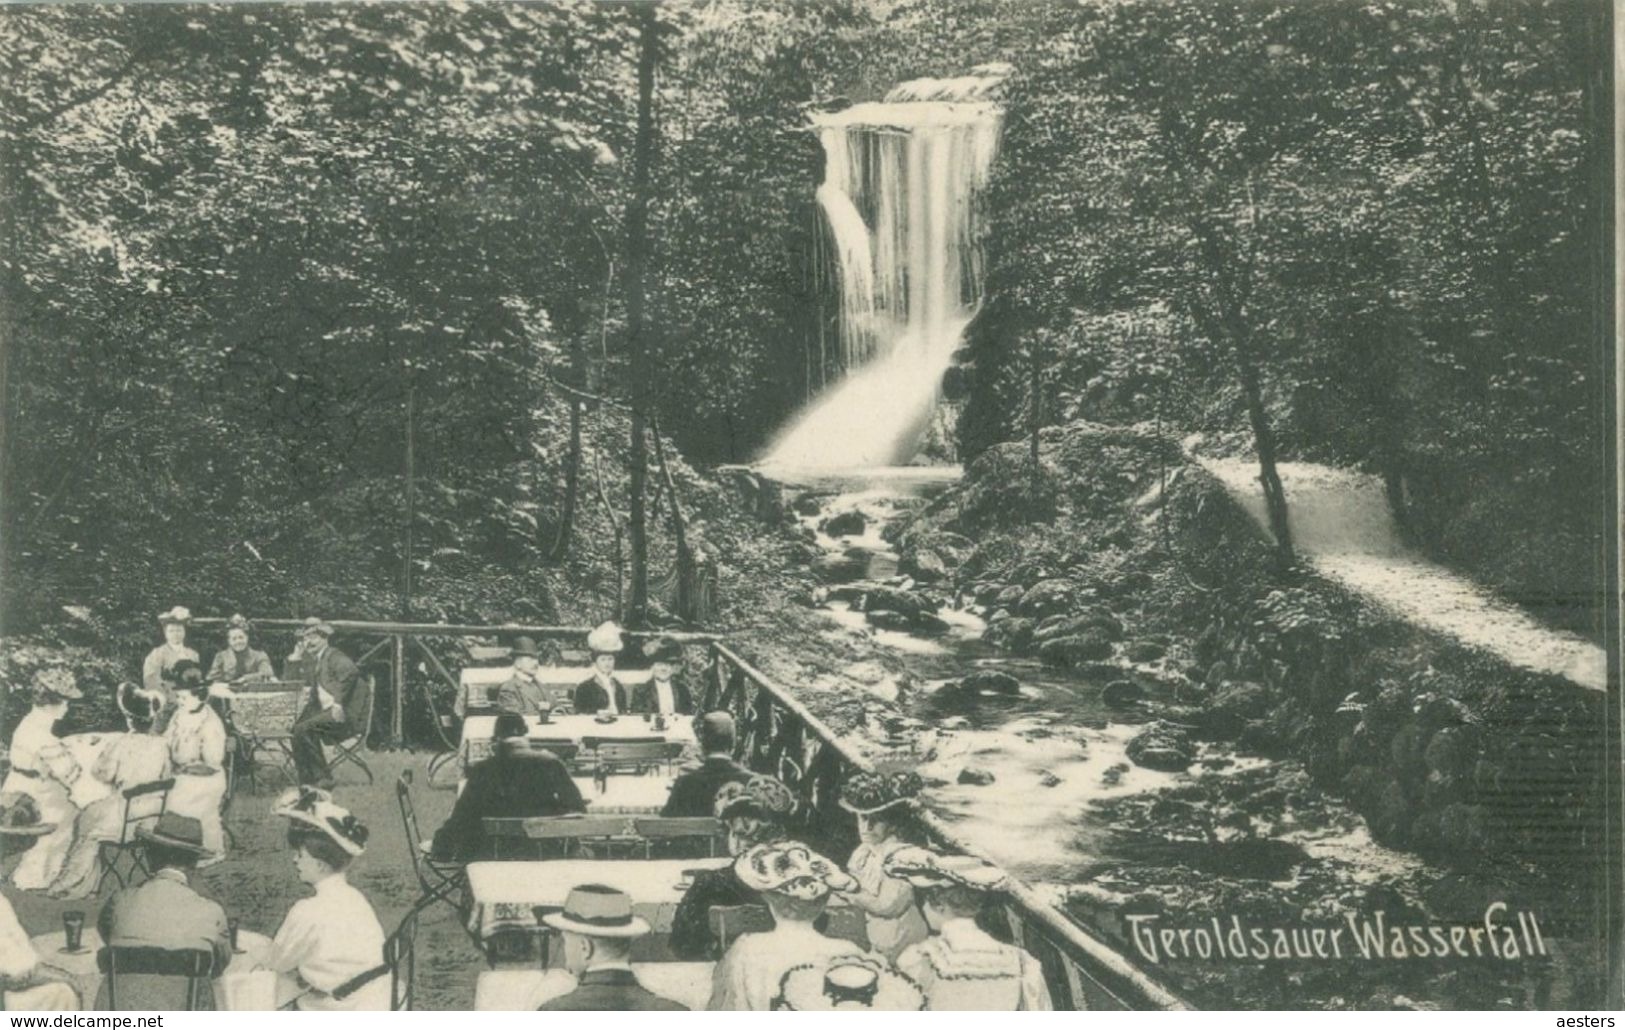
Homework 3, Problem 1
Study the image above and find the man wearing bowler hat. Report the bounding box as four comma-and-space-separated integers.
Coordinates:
94, 812, 232, 1010
496, 636, 552, 717
629, 636, 694, 716
534, 884, 688, 1010
286, 617, 365, 788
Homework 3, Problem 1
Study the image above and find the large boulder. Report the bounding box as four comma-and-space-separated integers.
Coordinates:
1126, 722, 1194, 772
957, 767, 997, 786
902, 548, 950, 583
1210, 681, 1270, 720
811, 553, 866, 583
858, 586, 929, 620
866, 610, 916, 633
1038, 630, 1115, 668
1102, 680, 1145, 708
1123, 640, 1167, 663
1018, 579, 1074, 618
1033, 609, 1123, 644
960, 669, 1022, 696
822, 510, 868, 537
982, 617, 1037, 653
996, 584, 1026, 607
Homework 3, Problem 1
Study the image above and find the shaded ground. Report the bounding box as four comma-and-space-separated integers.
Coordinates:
8, 751, 484, 1012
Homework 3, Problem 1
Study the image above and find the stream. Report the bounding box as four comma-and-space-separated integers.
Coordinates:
759, 463, 1590, 1011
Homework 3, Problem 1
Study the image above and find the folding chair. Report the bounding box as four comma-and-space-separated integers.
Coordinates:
95, 778, 175, 895
632, 816, 727, 858
322, 674, 376, 785
708, 905, 774, 957
396, 770, 464, 912
99, 946, 215, 1010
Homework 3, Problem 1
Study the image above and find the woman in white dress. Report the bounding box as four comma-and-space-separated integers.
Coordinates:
143, 606, 199, 732
50, 684, 172, 898
260, 787, 388, 1011
163, 661, 228, 863
2, 669, 85, 890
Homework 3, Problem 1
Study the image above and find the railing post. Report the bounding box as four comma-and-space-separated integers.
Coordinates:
391, 634, 406, 748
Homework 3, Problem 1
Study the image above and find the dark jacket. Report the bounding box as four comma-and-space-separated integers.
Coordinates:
289, 645, 365, 734
572, 675, 629, 716
431, 748, 586, 861
661, 755, 752, 818
628, 674, 696, 716
669, 865, 758, 961
537, 968, 688, 1011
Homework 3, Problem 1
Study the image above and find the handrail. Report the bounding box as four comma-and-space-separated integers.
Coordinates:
707, 641, 1190, 1012
190, 617, 720, 642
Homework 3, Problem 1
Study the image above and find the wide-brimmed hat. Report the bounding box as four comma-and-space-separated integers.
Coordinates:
881, 845, 1010, 892
585, 621, 623, 655
299, 616, 334, 638
735, 842, 855, 899
32, 667, 83, 701
116, 682, 163, 725
839, 769, 922, 816
541, 884, 651, 938
641, 636, 683, 665
135, 812, 211, 856
774, 955, 925, 1011
511, 636, 540, 659
714, 775, 796, 821
157, 606, 192, 626
273, 786, 368, 856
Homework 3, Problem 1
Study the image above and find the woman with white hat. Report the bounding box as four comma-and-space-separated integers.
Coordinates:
572, 621, 629, 716
258, 787, 388, 1010
3, 668, 87, 890
143, 606, 200, 711
884, 846, 1052, 1010
839, 769, 930, 962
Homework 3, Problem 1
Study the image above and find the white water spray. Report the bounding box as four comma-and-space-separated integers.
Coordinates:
760, 68, 1008, 470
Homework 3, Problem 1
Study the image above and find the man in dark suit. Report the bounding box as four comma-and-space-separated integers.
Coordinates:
662, 711, 751, 817
628, 637, 695, 716
286, 617, 367, 788
431, 713, 584, 861
536, 885, 687, 1010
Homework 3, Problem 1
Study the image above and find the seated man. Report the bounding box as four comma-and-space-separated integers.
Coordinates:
628, 637, 694, 716
94, 813, 231, 1010
661, 712, 751, 818
496, 637, 553, 717
535, 885, 687, 1010
707, 842, 867, 1011
285, 618, 366, 789
432, 713, 585, 861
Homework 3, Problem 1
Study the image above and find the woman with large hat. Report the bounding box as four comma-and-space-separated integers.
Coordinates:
839, 769, 930, 962
3, 668, 86, 890
884, 846, 1051, 1010
668, 774, 797, 961
773, 954, 925, 1011
49, 683, 172, 898
572, 621, 629, 716
629, 636, 694, 716
143, 606, 200, 729
258, 787, 388, 1010
163, 660, 229, 864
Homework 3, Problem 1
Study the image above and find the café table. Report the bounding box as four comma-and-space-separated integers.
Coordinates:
31, 927, 277, 1010
474, 962, 715, 1011
464, 856, 730, 942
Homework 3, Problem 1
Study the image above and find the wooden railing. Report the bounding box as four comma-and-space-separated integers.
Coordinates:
702, 641, 1190, 1012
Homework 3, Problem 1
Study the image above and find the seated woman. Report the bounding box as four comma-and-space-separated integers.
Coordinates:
1, 825, 80, 1009
839, 769, 930, 962
668, 774, 796, 960
884, 846, 1052, 1010
206, 614, 275, 686
143, 606, 199, 732
50, 684, 172, 898
259, 788, 388, 1011
2, 669, 86, 890
163, 661, 228, 864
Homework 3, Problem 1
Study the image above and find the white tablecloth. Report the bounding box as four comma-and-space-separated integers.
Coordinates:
465, 857, 730, 940
459, 714, 698, 781
474, 962, 714, 1011
32, 928, 276, 1010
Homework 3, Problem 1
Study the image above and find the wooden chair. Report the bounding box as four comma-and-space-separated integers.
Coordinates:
708, 905, 774, 956
95, 778, 175, 894
320, 674, 376, 785
485, 815, 635, 859
595, 741, 684, 776
632, 816, 726, 858
396, 771, 464, 913
98, 947, 215, 1011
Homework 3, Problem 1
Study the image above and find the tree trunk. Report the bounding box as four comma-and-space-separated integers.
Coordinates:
1028, 337, 1042, 490
623, 3, 658, 628
548, 395, 582, 563
1237, 355, 1294, 563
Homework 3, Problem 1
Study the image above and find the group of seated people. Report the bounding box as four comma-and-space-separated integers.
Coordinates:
483, 622, 697, 719
2, 785, 393, 1011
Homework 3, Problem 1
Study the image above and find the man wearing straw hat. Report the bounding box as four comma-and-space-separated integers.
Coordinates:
94, 812, 232, 1010
286, 617, 364, 787
533, 884, 688, 1010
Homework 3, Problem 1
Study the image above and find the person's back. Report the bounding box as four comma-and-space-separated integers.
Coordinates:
537, 969, 688, 1011
433, 743, 584, 860
710, 922, 862, 1010
662, 755, 751, 818
896, 920, 1049, 1010
96, 869, 229, 1009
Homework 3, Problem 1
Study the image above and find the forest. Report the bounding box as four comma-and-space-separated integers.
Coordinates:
0, 0, 1609, 651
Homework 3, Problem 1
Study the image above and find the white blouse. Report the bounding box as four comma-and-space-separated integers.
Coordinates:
264, 873, 388, 1010
165, 705, 226, 770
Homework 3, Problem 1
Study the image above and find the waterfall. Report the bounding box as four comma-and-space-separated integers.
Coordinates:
760, 67, 1008, 470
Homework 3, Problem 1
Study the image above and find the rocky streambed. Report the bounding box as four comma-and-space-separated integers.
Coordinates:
750, 455, 1602, 1010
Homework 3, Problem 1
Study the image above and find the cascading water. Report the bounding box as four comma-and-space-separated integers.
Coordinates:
759, 66, 1008, 470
